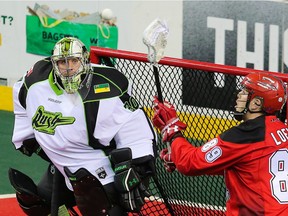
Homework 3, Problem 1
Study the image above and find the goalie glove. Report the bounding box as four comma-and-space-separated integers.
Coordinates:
152, 96, 187, 142
20, 138, 51, 162
160, 148, 176, 173
110, 148, 149, 212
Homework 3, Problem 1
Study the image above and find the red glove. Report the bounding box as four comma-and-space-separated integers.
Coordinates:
159, 148, 176, 173
152, 96, 186, 142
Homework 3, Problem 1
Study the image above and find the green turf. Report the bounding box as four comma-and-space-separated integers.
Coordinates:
0, 110, 48, 194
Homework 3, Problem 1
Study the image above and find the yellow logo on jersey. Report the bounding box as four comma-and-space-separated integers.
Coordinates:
94, 83, 110, 93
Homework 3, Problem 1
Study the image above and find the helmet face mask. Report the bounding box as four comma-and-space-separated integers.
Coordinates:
51, 37, 91, 94
233, 73, 286, 120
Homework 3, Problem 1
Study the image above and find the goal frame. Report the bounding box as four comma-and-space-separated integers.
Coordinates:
90, 46, 288, 216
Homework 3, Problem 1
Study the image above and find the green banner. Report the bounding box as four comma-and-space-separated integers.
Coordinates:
26, 15, 118, 56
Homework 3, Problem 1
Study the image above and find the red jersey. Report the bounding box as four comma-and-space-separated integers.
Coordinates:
171, 115, 288, 215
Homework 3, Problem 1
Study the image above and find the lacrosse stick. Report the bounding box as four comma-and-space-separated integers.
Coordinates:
143, 18, 169, 103
143, 18, 172, 152
50, 166, 61, 216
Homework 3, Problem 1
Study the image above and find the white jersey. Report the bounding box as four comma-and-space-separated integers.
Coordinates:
12, 58, 156, 190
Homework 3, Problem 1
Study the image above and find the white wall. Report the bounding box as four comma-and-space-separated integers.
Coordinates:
0, 0, 182, 86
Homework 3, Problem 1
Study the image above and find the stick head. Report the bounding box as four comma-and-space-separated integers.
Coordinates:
143, 18, 169, 64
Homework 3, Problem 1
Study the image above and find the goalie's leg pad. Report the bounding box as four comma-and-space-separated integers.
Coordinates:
37, 164, 76, 209
64, 167, 112, 216
8, 168, 50, 216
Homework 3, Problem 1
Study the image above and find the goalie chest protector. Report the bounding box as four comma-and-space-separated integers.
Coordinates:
20, 60, 130, 153
81, 66, 130, 153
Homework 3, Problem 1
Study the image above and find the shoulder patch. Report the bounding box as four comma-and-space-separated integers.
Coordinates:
205, 146, 222, 163
201, 138, 218, 152
94, 83, 111, 94
83, 66, 129, 101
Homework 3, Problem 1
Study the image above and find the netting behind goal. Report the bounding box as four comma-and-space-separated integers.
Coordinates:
90, 47, 288, 216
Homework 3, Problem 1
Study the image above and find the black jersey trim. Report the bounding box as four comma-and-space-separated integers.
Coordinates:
19, 58, 53, 109
18, 84, 28, 109
141, 108, 158, 157
83, 100, 116, 155
24, 58, 52, 89
220, 115, 265, 144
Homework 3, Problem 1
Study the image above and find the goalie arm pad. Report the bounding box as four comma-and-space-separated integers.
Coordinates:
111, 148, 141, 192
110, 148, 150, 212
19, 138, 50, 162
132, 154, 156, 178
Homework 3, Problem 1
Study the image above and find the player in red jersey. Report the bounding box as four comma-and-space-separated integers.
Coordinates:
152, 72, 288, 215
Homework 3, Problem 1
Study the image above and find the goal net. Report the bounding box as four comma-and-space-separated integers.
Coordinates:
90, 47, 288, 216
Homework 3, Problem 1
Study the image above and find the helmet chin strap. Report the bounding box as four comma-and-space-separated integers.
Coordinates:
233, 110, 246, 121
233, 100, 263, 121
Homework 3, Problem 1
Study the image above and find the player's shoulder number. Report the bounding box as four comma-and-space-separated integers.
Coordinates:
201, 138, 222, 163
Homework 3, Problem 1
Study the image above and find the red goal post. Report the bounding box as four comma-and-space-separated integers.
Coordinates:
90, 46, 288, 216
90, 47, 288, 79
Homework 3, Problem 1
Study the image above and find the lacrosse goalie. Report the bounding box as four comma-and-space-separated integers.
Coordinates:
9, 37, 157, 216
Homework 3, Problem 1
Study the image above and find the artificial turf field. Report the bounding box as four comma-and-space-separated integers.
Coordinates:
0, 110, 48, 194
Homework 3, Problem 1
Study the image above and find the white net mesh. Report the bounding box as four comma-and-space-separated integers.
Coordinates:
143, 18, 169, 64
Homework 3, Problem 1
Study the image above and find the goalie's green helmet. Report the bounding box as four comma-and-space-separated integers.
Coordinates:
51, 37, 91, 94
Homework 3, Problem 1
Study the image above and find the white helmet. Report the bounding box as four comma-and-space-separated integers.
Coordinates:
51, 37, 91, 94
